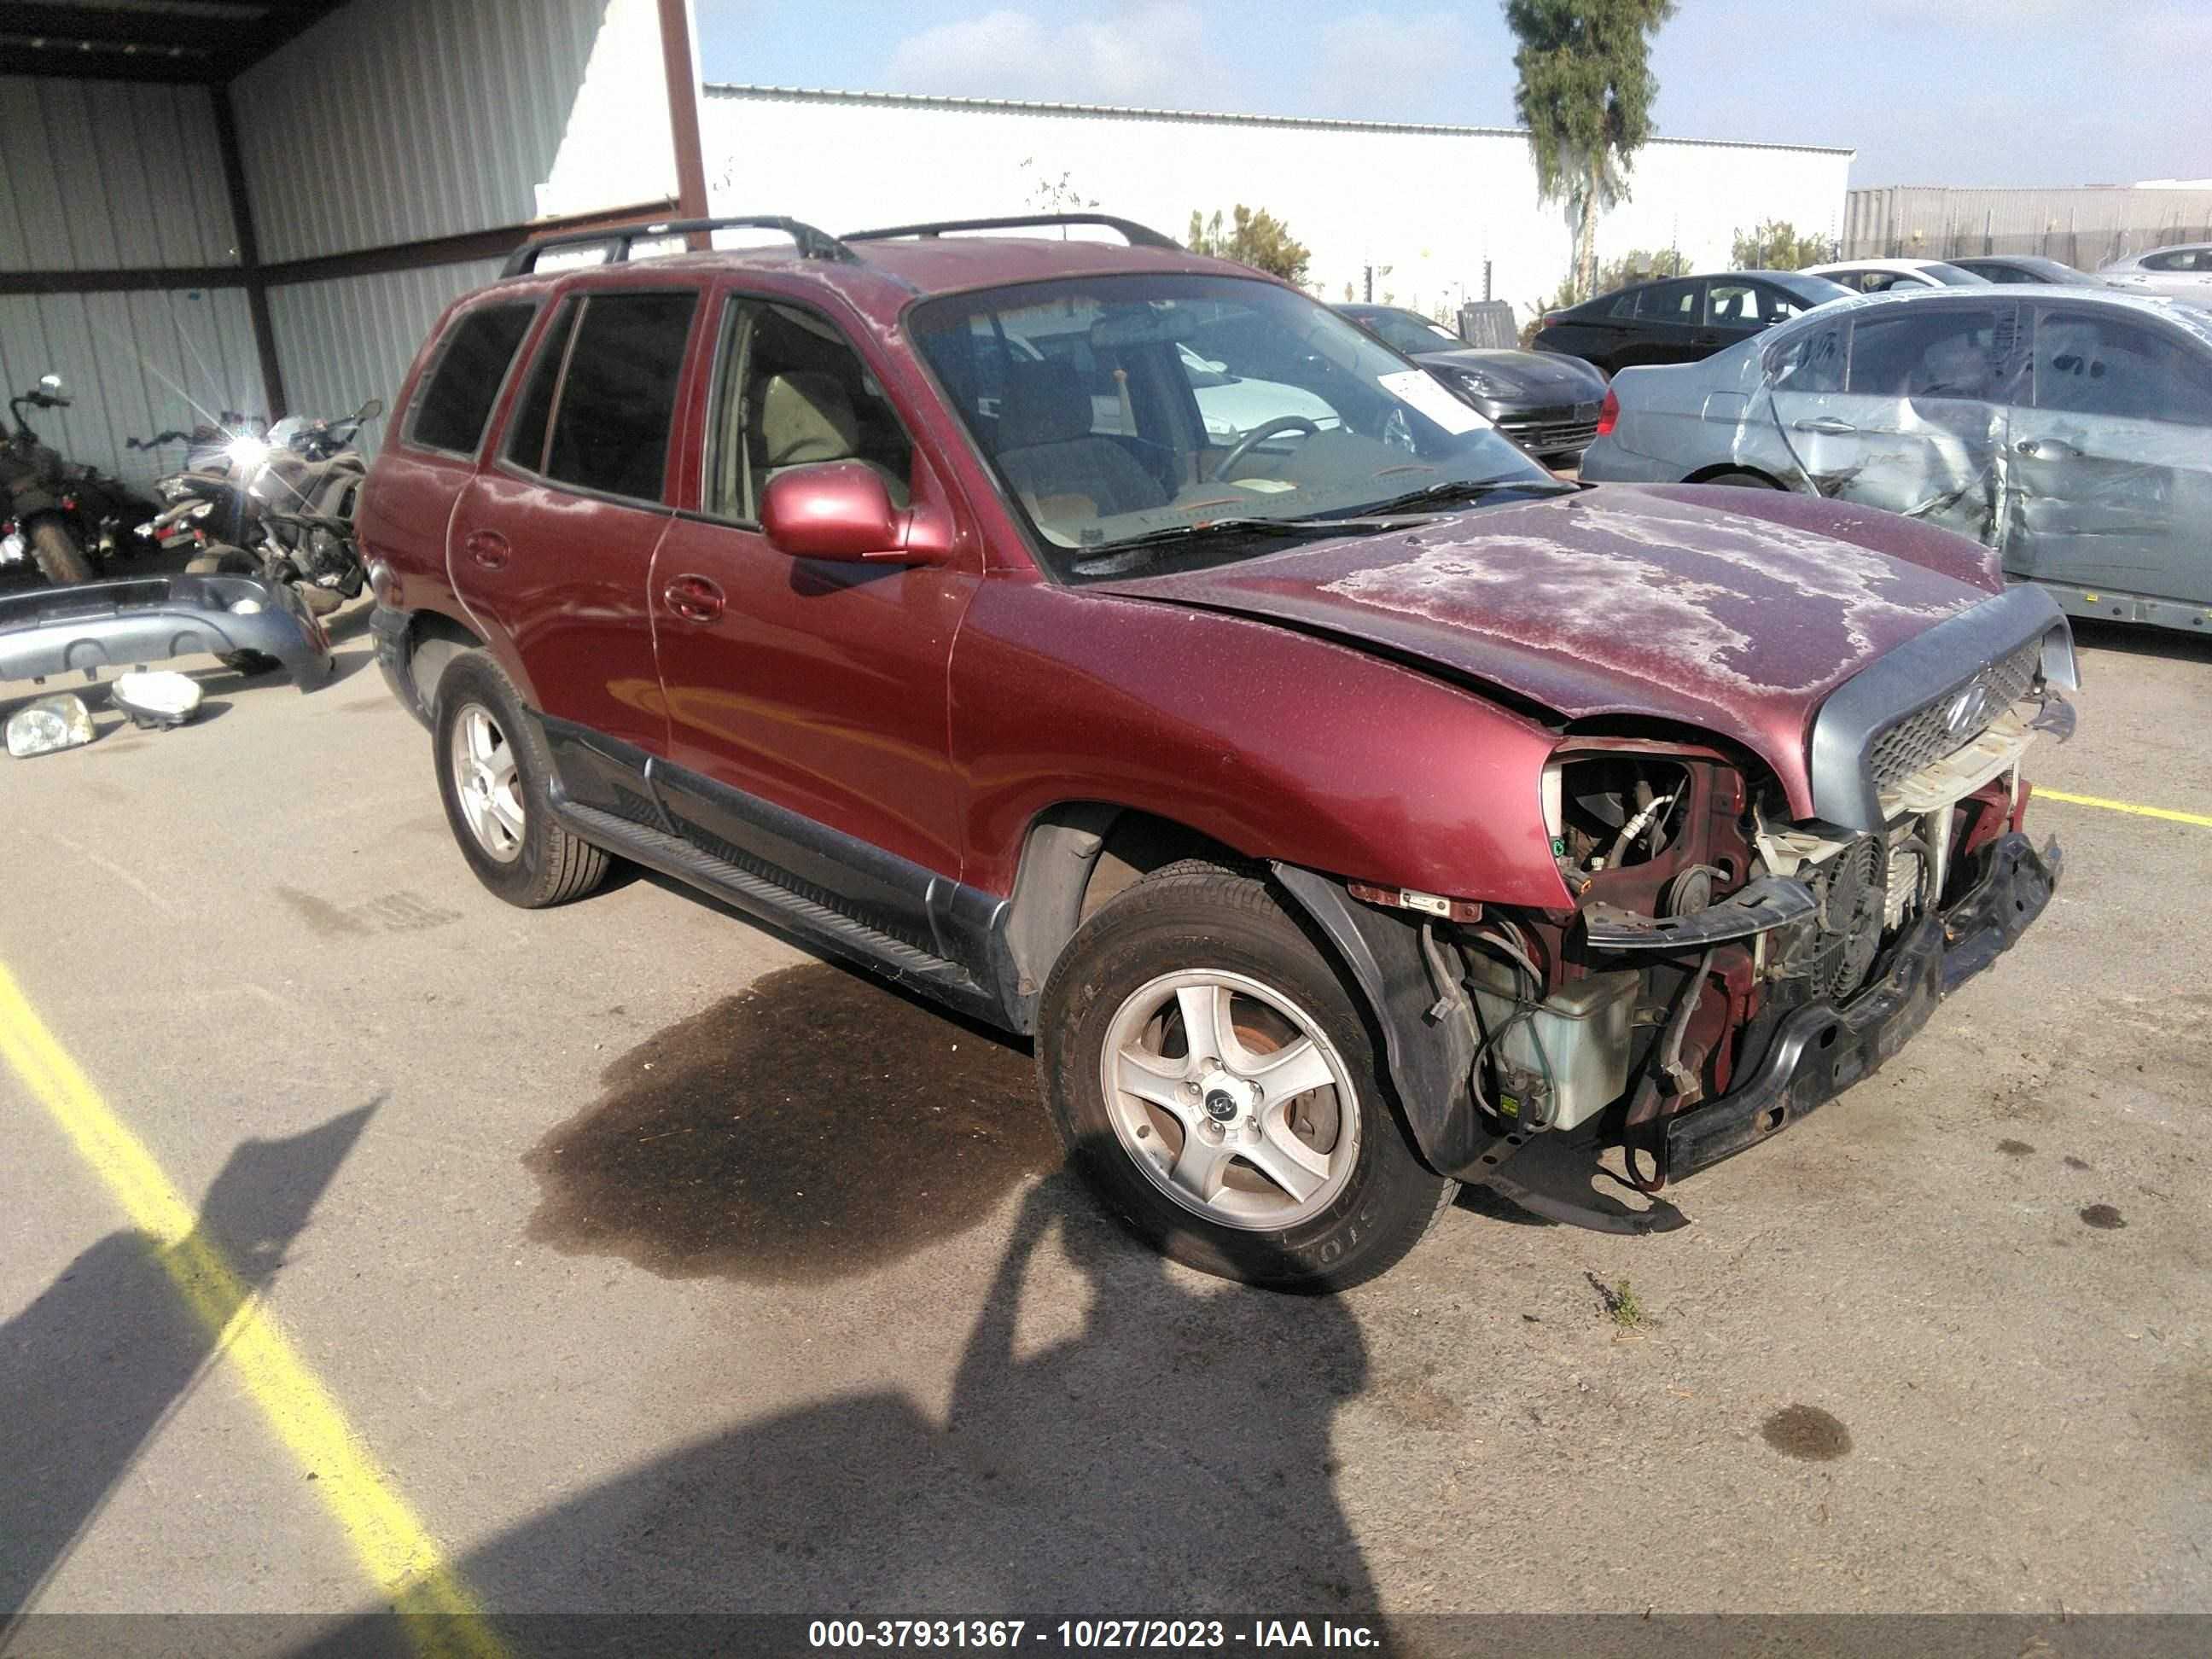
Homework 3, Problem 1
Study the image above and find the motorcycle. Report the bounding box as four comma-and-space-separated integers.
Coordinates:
1, 375, 160, 584
148, 399, 381, 620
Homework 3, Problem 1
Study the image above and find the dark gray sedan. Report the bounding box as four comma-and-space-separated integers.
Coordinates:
1580, 287, 2212, 632
1336, 304, 1610, 463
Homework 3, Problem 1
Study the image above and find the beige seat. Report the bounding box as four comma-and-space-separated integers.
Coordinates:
993, 360, 1169, 521
759, 371, 908, 505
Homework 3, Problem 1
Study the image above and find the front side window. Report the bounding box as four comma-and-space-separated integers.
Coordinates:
911, 273, 1554, 579
1704, 283, 1761, 326
2033, 309, 2212, 425
1846, 307, 2012, 400
407, 301, 536, 455
701, 299, 915, 522
506, 289, 698, 501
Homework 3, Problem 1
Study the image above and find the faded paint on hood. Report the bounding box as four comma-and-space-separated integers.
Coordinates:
1091, 484, 1999, 817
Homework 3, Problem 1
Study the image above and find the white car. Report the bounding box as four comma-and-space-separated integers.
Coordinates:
1802, 259, 1993, 294
1173, 342, 1342, 441
2098, 243, 2212, 301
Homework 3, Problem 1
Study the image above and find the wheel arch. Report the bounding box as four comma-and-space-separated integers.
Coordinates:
394, 609, 486, 722
1682, 462, 1794, 491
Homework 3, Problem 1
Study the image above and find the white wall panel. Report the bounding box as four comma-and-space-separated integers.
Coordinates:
234, 0, 679, 263
0, 78, 238, 272
0, 288, 264, 491
703, 87, 1853, 323
265, 259, 504, 460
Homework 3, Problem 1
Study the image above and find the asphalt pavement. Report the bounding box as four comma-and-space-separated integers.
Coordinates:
1, 599, 2207, 1638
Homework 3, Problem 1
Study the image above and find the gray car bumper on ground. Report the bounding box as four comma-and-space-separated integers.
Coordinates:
0, 572, 332, 691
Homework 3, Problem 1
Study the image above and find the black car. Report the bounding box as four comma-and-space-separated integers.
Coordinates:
1529, 270, 1854, 375
1336, 303, 1611, 463
1950, 255, 2114, 287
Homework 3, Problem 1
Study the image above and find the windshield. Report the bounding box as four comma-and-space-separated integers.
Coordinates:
1770, 271, 1855, 306
911, 274, 1550, 577
1924, 263, 1993, 287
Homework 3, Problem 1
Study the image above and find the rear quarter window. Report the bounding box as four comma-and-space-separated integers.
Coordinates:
405, 301, 538, 456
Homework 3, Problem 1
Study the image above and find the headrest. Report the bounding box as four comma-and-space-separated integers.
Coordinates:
762, 372, 860, 466
999, 359, 1093, 449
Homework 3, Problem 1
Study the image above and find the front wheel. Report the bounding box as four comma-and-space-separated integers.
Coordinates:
30, 520, 94, 585
1039, 863, 1453, 1292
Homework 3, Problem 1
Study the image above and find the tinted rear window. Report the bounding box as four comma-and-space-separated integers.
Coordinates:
407, 302, 536, 455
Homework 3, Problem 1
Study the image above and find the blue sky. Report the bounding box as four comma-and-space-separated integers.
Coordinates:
694, 0, 2209, 188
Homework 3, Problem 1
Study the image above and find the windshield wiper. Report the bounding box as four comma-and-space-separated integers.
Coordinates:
1353, 474, 1582, 515
1068, 515, 1408, 573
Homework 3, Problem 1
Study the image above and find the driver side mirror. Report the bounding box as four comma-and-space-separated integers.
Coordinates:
760, 462, 946, 565
356, 397, 385, 421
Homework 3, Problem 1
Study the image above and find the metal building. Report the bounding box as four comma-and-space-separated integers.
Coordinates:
1, 0, 713, 489
701, 84, 1855, 322
1842, 184, 2212, 267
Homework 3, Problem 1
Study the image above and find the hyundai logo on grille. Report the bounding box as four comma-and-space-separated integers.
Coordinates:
1943, 680, 1992, 741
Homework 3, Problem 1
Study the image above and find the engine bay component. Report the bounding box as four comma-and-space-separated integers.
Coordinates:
1465, 953, 1638, 1131
1581, 877, 1816, 950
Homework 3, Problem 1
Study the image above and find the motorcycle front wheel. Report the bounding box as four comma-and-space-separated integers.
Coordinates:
30, 520, 94, 585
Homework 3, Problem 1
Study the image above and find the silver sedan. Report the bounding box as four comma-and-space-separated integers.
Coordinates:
1579, 287, 2212, 632
2099, 242, 2212, 302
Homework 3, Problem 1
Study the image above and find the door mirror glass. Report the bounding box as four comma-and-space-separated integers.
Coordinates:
760, 461, 907, 561
356, 397, 385, 422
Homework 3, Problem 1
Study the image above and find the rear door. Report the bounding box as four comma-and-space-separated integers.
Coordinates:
1767, 297, 2022, 545
359, 294, 540, 624
2003, 302, 2212, 609
450, 284, 702, 795
1624, 279, 1708, 366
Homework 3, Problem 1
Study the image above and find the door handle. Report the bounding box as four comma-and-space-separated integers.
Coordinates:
2015, 437, 2081, 462
463, 528, 509, 569
662, 573, 725, 624
1791, 417, 1857, 435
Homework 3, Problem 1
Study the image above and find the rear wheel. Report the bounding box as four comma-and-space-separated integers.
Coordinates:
434, 651, 610, 909
29, 521, 93, 585
1701, 469, 1781, 489
1039, 862, 1453, 1292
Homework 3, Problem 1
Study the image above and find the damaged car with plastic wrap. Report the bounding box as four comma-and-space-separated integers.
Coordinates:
360, 214, 2076, 1292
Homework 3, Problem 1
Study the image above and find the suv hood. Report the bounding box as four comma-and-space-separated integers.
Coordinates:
1090, 484, 1998, 815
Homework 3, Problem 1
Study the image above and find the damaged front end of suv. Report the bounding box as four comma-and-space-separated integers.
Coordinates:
1281, 586, 2075, 1234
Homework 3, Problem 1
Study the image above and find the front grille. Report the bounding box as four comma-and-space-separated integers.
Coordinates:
1868, 639, 2043, 793
1499, 402, 1602, 453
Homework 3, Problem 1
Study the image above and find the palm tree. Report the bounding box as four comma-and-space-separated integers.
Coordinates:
1504, 0, 1679, 302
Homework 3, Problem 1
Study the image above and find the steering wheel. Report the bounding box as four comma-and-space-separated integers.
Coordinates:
1215, 416, 1321, 480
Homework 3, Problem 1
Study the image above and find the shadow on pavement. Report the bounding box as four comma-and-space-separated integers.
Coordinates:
306, 1160, 1377, 1653
0, 1104, 377, 1625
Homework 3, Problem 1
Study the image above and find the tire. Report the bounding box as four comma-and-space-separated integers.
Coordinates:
432, 651, 610, 909
29, 521, 94, 585
1701, 469, 1781, 490
218, 650, 283, 677
1038, 861, 1454, 1292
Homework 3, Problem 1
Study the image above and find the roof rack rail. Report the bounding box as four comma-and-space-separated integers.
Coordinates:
502, 216, 855, 277
841, 212, 1182, 250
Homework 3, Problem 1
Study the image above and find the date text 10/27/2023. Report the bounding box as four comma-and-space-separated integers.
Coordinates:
807, 1620, 1382, 1650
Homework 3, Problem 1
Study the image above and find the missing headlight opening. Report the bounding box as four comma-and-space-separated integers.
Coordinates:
1461, 690, 2054, 1185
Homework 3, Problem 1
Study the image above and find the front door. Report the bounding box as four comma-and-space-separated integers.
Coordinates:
1625, 277, 1708, 366
646, 290, 977, 952
1767, 299, 2021, 547
2004, 302, 2212, 608
449, 286, 702, 797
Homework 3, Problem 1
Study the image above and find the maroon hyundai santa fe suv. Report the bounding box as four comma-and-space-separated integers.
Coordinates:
358, 213, 2075, 1290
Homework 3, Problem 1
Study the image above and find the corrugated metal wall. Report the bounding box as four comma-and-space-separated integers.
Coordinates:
232, 0, 670, 262
1843, 186, 2212, 265
266, 259, 504, 458
0, 77, 238, 273
0, 289, 265, 491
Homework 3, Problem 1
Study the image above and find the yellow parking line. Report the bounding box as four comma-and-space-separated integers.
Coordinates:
0, 962, 504, 1659
2036, 788, 2212, 829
